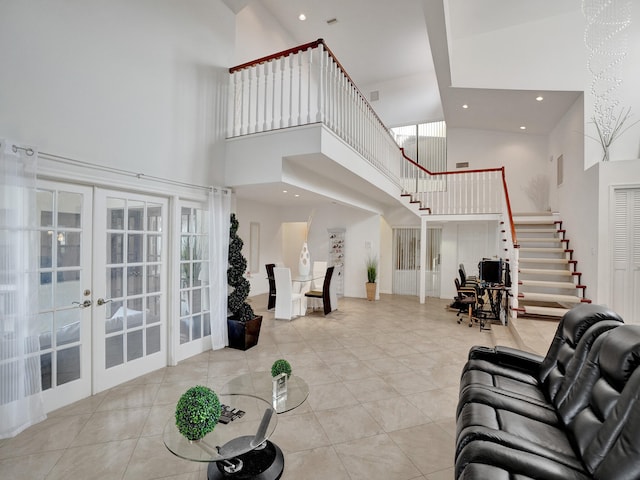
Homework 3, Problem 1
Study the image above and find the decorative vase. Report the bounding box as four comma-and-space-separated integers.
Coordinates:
298, 242, 311, 276
366, 282, 376, 301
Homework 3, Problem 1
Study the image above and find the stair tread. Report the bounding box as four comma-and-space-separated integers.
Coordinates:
520, 247, 568, 253
519, 258, 570, 264
514, 228, 559, 233
518, 292, 582, 303
514, 219, 557, 225
521, 305, 570, 317
519, 268, 573, 275
518, 238, 564, 243
520, 280, 578, 289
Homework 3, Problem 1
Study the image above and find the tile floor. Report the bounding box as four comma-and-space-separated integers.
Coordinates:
0, 294, 557, 480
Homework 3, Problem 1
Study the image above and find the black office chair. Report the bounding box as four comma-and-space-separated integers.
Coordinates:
454, 278, 477, 326
265, 263, 276, 310
304, 266, 334, 315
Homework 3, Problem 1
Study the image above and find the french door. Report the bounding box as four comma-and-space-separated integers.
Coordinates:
35, 182, 169, 410
392, 227, 441, 297
93, 189, 168, 393
36, 181, 93, 411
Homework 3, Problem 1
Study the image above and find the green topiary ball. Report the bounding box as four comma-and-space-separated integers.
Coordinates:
271, 359, 292, 378
175, 385, 222, 441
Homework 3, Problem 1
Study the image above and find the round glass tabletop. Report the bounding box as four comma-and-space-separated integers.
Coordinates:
163, 393, 277, 463
221, 373, 309, 414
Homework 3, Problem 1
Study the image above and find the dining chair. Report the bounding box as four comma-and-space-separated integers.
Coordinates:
306, 261, 327, 311
304, 266, 335, 315
265, 263, 276, 310
273, 267, 303, 320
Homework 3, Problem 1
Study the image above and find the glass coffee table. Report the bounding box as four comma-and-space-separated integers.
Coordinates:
163, 393, 283, 480
221, 373, 309, 414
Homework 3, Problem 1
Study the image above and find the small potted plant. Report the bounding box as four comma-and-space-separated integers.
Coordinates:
365, 255, 378, 301
271, 359, 292, 378
271, 359, 292, 404
227, 213, 263, 350
175, 385, 222, 441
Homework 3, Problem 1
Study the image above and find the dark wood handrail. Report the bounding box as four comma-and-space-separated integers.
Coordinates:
400, 148, 518, 245
501, 167, 518, 246
400, 148, 503, 176
229, 39, 323, 73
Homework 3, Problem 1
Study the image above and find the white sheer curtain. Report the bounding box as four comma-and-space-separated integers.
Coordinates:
0, 140, 46, 438
207, 187, 231, 349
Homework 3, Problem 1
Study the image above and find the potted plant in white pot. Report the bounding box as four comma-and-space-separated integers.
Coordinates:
365, 255, 377, 301
227, 213, 262, 350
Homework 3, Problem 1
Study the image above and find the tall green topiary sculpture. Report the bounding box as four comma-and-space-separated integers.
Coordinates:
227, 213, 255, 322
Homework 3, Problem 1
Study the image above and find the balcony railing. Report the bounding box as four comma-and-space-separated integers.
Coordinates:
228, 39, 402, 187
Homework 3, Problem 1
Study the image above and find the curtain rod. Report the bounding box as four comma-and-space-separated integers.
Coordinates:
12, 144, 35, 156
38, 150, 228, 193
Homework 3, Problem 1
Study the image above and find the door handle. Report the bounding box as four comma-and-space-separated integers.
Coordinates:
72, 300, 92, 308
97, 298, 112, 306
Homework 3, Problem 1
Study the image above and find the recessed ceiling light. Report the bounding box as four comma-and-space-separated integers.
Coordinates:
462, 104, 469, 109
536, 96, 544, 102
282, 190, 288, 193
298, 13, 306, 21
520, 126, 527, 130
294, 194, 300, 197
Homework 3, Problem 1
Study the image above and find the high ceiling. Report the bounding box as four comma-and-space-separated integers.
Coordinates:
254, 0, 582, 134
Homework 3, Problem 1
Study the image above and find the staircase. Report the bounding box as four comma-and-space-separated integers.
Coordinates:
514, 212, 590, 318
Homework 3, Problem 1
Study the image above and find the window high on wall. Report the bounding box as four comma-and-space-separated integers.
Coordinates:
392, 121, 447, 172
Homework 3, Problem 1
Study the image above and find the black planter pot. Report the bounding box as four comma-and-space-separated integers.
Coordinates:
227, 315, 263, 351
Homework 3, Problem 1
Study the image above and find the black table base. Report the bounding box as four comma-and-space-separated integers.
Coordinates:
207, 440, 284, 480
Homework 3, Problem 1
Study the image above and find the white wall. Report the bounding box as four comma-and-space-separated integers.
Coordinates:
439, 220, 500, 301
547, 96, 601, 300
233, 2, 296, 65
0, 0, 234, 187
447, 128, 550, 212
448, 7, 585, 91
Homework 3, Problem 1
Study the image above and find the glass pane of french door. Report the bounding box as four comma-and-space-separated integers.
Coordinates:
36, 181, 92, 412
93, 189, 167, 393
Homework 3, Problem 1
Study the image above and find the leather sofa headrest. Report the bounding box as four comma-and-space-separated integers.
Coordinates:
599, 325, 640, 391
562, 304, 624, 347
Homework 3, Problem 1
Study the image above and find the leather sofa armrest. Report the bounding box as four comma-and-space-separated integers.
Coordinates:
467, 345, 543, 375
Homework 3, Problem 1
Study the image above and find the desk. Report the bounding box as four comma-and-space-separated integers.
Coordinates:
163, 393, 283, 480
481, 284, 510, 326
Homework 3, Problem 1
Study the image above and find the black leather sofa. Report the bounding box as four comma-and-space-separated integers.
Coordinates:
455, 304, 640, 479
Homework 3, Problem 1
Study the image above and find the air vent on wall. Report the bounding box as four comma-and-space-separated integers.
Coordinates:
456, 162, 469, 169
370, 90, 379, 102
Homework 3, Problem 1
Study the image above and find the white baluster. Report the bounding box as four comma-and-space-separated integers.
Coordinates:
288, 54, 294, 127
241, 69, 248, 135
271, 61, 277, 130
306, 48, 312, 124
280, 57, 285, 129
297, 51, 302, 125
252, 65, 261, 132
262, 62, 268, 132
231, 71, 239, 137
316, 47, 324, 123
